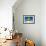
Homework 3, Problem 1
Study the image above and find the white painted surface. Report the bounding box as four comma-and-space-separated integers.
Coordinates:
13, 0, 46, 46
13, 0, 41, 46
41, 0, 46, 46
0, 0, 16, 29
0, 0, 16, 38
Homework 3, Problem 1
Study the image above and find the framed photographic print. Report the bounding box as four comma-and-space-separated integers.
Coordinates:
23, 15, 35, 24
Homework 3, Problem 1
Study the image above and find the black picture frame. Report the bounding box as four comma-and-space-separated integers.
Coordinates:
23, 15, 35, 24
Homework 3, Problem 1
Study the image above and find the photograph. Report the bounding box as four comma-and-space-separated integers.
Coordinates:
23, 15, 35, 24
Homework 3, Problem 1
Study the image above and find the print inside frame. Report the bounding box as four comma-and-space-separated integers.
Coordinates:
23, 15, 35, 24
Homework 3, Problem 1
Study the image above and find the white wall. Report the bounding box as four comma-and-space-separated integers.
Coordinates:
0, 0, 16, 30
13, 0, 41, 46
41, 0, 46, 46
